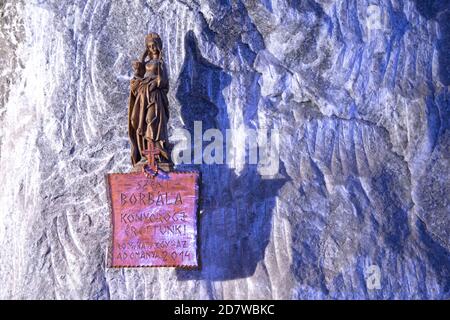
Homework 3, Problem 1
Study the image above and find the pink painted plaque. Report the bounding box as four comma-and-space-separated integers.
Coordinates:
106, 171, 199, 268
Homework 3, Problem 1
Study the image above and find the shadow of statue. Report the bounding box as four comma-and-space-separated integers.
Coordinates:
412, 0, 450, 85
174, 31, 287, 282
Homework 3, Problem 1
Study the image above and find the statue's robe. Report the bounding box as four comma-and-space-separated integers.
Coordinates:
128, 61, 169, 165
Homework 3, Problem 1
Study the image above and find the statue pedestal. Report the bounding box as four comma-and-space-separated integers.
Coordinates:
131, 160, 174, 173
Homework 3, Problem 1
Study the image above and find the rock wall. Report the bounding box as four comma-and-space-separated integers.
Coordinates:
0, 0, 448, 299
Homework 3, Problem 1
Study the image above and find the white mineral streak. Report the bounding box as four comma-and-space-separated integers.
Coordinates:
0, 0, 448, 299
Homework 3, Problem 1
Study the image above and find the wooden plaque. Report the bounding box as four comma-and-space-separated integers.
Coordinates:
106, 171, 199, 268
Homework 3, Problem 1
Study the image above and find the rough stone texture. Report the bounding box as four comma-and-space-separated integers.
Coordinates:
0, 0, 449, 299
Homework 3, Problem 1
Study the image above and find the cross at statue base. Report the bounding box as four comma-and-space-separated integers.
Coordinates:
138, 140, 174, 174
142, 140, 161, 171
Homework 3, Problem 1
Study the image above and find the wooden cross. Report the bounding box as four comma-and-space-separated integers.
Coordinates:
142, 140, 161, 172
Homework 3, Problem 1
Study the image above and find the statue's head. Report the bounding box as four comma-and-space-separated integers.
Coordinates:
145, 33, 163, 59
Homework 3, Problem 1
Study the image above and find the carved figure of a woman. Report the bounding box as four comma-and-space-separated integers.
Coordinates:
128, 33, 171, 166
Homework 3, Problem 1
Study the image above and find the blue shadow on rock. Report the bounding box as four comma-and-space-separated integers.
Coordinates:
413, 0, 450, 85
174, 31, 287, 281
